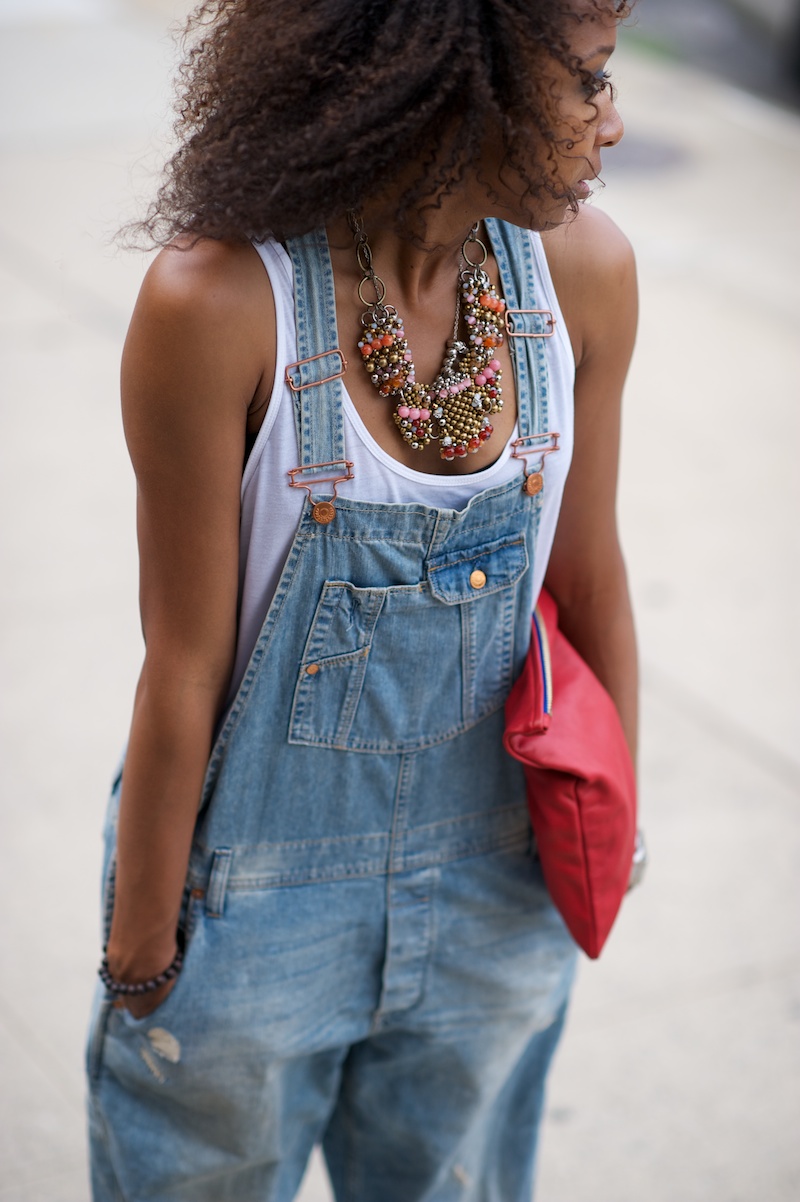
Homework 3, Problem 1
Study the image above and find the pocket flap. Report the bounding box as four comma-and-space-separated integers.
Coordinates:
427, 534, 529, 605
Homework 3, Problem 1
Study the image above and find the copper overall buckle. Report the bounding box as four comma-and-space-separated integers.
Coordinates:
511, 433, 560, 496
287, 460, 355, 524
285, 349, 348, 392
504, 309, 556, 339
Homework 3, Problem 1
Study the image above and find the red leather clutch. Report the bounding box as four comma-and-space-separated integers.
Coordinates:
503, 588, 637, 959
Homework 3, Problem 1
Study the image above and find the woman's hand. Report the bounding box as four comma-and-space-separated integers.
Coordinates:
106, 937, 181, 1019
117, 978, 178, 1020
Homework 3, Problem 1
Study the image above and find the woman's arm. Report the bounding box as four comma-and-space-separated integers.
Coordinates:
541, 205, 639, 763
106, 238, 275, 1016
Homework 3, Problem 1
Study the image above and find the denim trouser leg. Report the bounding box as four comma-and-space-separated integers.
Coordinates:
323, 1003, 570, 1202
322, 848, 576, 1202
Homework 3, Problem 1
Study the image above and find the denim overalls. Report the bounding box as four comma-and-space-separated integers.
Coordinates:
87, 220, 577, 1202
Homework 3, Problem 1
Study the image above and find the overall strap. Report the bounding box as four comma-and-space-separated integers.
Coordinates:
284, 228, 347, 468
484, 218, 551, 439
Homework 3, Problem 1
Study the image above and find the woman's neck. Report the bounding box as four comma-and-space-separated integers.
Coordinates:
327, 191, 484, 305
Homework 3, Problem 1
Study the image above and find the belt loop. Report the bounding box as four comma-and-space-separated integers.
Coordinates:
205, 848, 233, 919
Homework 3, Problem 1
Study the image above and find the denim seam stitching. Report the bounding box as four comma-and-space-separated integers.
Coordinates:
287, 692, 506, 753
213, 828, 529, 890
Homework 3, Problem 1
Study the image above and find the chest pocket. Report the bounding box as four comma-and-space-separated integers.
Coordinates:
288, 532, 529, 754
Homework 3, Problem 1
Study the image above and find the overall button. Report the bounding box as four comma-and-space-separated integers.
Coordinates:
469, 569, 487, 590
312, 501, 336, 524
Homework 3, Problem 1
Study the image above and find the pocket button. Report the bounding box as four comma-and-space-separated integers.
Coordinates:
469, 569, 487, 590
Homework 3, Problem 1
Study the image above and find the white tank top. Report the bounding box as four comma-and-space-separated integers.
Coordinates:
228, 233, 575, 700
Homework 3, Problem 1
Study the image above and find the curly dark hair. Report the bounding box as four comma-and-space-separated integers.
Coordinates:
134, 0, 632, 245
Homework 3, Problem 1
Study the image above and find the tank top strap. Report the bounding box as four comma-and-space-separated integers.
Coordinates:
284, 228, 347, 468
484, 219, 550, 438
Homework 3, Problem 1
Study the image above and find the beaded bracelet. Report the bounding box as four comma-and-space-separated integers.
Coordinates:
98, 944, 184, 996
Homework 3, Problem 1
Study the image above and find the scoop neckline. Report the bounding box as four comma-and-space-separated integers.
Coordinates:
340, 384, 517, 486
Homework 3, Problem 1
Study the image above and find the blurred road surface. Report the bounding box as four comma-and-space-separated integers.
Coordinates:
629, 0, 800, 108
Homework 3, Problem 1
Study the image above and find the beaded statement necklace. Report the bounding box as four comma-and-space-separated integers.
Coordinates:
351, 214, 506, 461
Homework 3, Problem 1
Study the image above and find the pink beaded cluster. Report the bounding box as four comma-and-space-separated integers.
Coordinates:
358, 267, 506, 461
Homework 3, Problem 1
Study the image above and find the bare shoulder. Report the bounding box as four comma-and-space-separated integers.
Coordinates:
126, 237, 276, 422
541, 205, 637, 367
546, 202, 633, 265
136, 237, 272, 346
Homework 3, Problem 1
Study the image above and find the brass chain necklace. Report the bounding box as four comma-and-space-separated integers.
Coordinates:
350, 213, 506, 461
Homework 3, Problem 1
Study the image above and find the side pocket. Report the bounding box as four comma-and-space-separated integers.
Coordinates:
86, 991, 114, 1085
115, 887, 204, 1029
101, 856, 116, 949
95, 885, 203, 1038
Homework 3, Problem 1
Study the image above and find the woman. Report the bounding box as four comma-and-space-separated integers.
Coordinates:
86, 0, 638, 1198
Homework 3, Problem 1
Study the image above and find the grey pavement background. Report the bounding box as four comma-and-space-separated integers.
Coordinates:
628, 0, 800, 108
1, 1, 799, 1200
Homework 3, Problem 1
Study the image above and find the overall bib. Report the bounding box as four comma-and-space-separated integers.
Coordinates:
87, 220, 578, 1202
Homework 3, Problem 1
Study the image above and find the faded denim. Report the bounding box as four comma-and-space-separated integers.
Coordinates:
87, 220, 577, 1201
